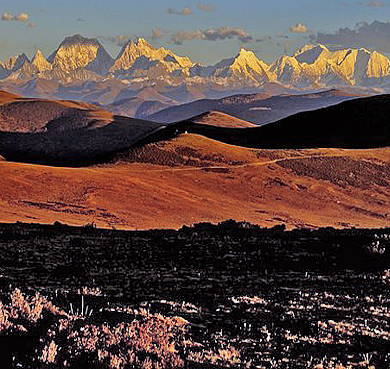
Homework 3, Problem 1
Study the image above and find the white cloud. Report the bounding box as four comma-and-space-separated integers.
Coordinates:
256, 36, 272, 42
14, 12, 29, 21
98, 35, 132, 47
310, 20, 390, 53
2, 11, 31, 22
289, 23, 308, 33
171, 30, 204, 44
167, 6, 193, 15
368, 1, 384, 6
1, 12, 13, 20
197, 3, 214, 12
110, 35, 131, 47
152, 28, 163, 39
171, 27, 253, 44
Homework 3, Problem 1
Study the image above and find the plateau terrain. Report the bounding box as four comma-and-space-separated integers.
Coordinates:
2, 4, 390, 369
0, 91, 388, 229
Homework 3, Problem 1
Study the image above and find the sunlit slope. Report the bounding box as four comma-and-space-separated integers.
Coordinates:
190, 111, 256, 128
0, 134, 389, 230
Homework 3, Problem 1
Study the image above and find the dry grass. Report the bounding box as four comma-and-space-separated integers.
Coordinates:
0, 134, 389, 230
0, 289, 242, 368
192, 111, 257, 128
0, 97, 112, 133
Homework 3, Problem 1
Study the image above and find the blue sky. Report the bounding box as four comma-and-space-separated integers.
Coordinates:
0, 0, 389, 64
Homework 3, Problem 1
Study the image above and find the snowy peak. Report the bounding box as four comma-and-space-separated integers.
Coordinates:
1, 36, 390, 90
110, 37, 194, 73
230, 49, 271, 81
31, 50, 52, 72
60, 34, 100, 47
293, 44, 327, 56
366, 50, 390, 79
189, 48, 271, 85
136, 38, 153, 52
271, 44, 390, 87
294, 44, 328, 64
4, 53, 30, 71
110, 39, 150, 72
48, 34, 114, 75
233, 49, 269, 70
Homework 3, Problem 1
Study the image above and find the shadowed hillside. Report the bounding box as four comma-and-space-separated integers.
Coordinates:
148, 89, 362, 125
0, 91, 163, 166
145, 94, 390, 150
0, 92, 387, 166
0, 116, 163, 166
0, 91, 108, 132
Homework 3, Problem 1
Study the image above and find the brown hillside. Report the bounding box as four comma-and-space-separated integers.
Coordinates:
0, 96, 112, 133
0, 90, 22, 104
0, 134, 389, 230
0, 91, 162, 165
191, 111, 256, 128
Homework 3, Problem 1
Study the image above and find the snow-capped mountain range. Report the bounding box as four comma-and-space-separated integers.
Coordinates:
0, 34, 390, 105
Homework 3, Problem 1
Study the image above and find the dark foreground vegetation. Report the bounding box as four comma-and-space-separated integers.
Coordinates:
1, 221, 390, 367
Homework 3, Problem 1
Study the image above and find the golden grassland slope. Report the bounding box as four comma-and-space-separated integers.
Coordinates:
0, 133, 389, 230
0, 90, 22, 104
190, 111, 256, 128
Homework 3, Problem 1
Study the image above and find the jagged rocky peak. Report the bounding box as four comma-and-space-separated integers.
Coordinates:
48, 34, 114, 74
229, 49, 270, 76
66, 34, 99, 45
4, 53, 30, 71
237, 48, 259, 58
1, 36, 390, 89
294, 44, 328, 55
365, 49, 390, 78
293, 44, 328, 64
271, 44, 390, 87
31, 50, 52, 72
137, 37, 153, 50
190, 48, 271, 84
111, 37, 194, 72
233, 49, 269, 67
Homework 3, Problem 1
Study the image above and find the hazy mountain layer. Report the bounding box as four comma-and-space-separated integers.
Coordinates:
0, 35, 389, 106
147, 89, 363, 125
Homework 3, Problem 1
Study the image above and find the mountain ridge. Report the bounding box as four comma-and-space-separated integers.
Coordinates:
0, 35, 390, 90
147, 88, 363, 125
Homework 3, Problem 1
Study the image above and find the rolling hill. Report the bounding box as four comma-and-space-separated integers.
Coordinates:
146, 94, 390, 150
0, 91, 162, 165
0, 91, 389, 229
0, 133, 388, 230
147, 89, 363, 125
102, 95, 174, 119
189, 111, 256, 128
0, 92, 389, 166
